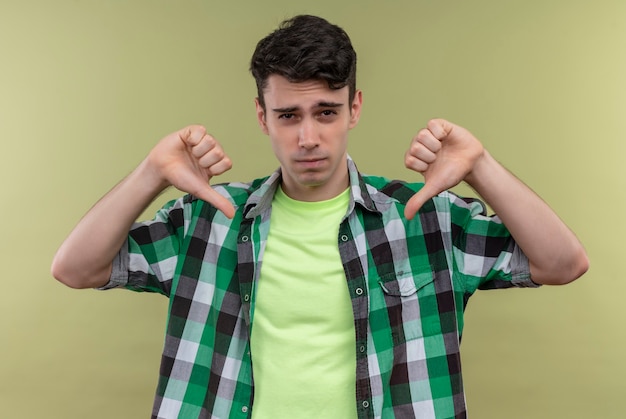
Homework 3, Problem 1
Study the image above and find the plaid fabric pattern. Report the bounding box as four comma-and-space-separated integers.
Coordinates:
106, 158, 534, 419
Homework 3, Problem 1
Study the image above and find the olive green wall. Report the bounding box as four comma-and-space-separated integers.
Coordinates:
1, 1, 623, 417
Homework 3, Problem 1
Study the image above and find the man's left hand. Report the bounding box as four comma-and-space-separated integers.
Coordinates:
404, 118, 484, 219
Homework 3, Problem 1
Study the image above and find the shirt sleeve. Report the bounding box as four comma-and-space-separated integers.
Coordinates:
444, 192, 538, 294
97, 198, 186, 296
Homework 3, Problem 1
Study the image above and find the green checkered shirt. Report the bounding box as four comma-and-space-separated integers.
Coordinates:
105, 157, 535, 418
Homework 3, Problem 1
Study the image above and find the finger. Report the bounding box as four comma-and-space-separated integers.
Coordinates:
194, 140, 227, 168
404, 182, 440, 220
404, 153, 429, 173
190, 134, 218, 159
413, 128, 442, 154
200, 187, 236, 219
176, 169, 236, 218
427, 118, 454, 140
199, 154, 233, 176
407, 141, 437, 165
179, 126, 207, 149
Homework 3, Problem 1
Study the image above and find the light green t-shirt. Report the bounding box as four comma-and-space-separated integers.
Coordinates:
250, 186, 357, 418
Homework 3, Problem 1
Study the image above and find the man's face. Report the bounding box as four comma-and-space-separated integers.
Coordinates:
255, 75, 362, 202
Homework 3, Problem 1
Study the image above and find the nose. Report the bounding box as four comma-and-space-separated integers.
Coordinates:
298, 119, 319, 149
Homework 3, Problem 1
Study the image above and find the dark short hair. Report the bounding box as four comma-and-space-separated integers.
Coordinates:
250, 15, 357, 109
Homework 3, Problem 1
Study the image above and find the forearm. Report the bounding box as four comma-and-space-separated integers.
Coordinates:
51, 158, 168, 288
465, 151, 589, 285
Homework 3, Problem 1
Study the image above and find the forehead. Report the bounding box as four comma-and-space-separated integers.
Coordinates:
262, 75, 349, 107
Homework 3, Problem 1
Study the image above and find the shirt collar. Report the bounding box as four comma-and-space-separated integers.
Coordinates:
243, 156, 380, 219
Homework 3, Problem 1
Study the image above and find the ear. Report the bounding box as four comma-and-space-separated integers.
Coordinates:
254, 98, 269, 135
348, 90, 363, 129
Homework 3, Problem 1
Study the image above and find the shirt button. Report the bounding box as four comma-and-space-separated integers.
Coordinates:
241, 235, 249, 242
242, 405, 248, 413
243, 294, 250, 302
340, 234, 349, 242
362, 400, 370, 409
359, 345, 366, 353
355, 287, 364, 296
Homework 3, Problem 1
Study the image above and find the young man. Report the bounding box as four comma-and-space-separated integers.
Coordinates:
52, 15, 588, 419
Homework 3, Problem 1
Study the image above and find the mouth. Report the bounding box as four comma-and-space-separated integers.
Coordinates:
294, 157, 327, 168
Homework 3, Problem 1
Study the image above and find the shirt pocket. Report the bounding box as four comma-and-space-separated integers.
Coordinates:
375, 266, 434, 343
377, 267, 434, 296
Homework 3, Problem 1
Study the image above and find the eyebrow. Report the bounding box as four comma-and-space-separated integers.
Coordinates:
271, 101, 344, 113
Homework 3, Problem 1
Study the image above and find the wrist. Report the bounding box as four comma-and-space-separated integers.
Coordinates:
134, 157, 171, 197
463, 149, 496, 191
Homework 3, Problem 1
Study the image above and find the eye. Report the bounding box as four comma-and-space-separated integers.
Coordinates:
318, 109, 338, 121
278, 113, 295, 120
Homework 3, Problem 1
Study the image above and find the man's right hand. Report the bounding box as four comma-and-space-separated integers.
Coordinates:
147, 125, 235, 218
51, 125, 235, 289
